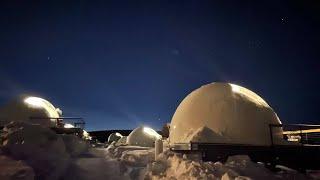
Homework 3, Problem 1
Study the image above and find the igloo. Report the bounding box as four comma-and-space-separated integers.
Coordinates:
0, 96, 61, 127
107, 132, 123, 144
126, 126, 161, 147
169, 83, 284, 146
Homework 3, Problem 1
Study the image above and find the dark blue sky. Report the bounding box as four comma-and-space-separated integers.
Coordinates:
0, 1, 319, 131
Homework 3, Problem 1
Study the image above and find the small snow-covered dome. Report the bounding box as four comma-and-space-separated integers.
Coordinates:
169, 83, 283, 146
0, 96, 61, 127
107, 132, 123, 144
115, 136, 127, 146
126, 126, 161, 147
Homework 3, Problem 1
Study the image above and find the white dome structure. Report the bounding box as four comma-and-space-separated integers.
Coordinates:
169, 83, 283, 146
0, 96, 61, 127
107, 132, 123, 144
127, 126, 162, 147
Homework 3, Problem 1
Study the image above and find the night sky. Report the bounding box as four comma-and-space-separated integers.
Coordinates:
0, 1, 319, 131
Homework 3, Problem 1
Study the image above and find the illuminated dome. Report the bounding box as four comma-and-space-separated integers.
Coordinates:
0, 96, 61, 127
127, 126, 161, 147
107, 132, 123, 144
169, 83, 283, 146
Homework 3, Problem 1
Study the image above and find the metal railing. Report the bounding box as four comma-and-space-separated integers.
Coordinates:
29, 117, 85, 129
269, 124, 320, 146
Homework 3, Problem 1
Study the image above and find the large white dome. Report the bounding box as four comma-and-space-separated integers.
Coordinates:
127, 126, 161, 147
0, 96, 60, 127
169, 83, 283, 146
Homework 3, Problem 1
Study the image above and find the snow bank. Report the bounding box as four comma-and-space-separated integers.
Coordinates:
107, 144, 152, 159
61, 134, 89, 157
120, 149, 154, 167
143, 151, 309, 180
0, 153, 35, 180
183, 126, 229, 143
1, 121, 89, 179
0, 121, 314, 180
63, 157, 127, 180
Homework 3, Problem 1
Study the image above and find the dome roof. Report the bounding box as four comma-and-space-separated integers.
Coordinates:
169, 83, 283, 146
0, 96, 60, 127
107, 132, 123, 144
126, 126, 161, 147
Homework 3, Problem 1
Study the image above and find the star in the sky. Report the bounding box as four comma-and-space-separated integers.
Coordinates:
172, 49, 180, 55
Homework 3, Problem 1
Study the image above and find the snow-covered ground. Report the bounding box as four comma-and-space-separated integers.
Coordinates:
0, 122, 318, 180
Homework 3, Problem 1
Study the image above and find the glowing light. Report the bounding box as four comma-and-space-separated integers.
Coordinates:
115, 132, 123, 137
283, 128, 320, 135
287, 135, 300, 142
83, 130, 92, 140
24, 97, 45, 107
143, 127, 162, 139
230, 83, 269, 107
23, 96, 60, 119
64, 123, 74, 128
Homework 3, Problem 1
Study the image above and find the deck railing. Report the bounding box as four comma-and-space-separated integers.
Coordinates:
269, 124, 320, 146
29, 117, 85, 129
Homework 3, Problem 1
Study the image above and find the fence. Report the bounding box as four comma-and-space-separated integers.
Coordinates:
269, 124, 320, 145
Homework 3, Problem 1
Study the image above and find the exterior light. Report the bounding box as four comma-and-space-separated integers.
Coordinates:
115, 132, 123, 137
64, 123, 74, 128
24, 97, 45, 107
143, 127, 162, 139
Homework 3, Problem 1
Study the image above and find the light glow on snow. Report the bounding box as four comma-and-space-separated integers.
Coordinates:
143, 127, 162, 139
24, 97, 45, 107
24, 96, 60, 119
83, 130, 92, 140
230, 83, 269, 107
115, 132, 123, 137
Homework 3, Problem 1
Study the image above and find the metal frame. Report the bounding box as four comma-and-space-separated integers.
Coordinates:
29, 117, 85, 129
269, 124, 320, 146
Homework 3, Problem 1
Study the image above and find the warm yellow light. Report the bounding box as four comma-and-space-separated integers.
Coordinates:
83, 130, 92, 140
143, 127, 162, 139
64, 123, 74, 128
24, 97, 45, 107
115, 132, 123, 137
283, 128, 320, 135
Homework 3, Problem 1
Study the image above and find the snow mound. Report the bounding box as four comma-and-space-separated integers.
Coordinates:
61, 134, 89, 157
108, 145, 152, 159
1, 121, 89, 179
183, 126, 229, 143
145, 150, 219, 179
143, 151, 309, 180
0, 154, 35, 180
63, 157, 128, 180
224, 155, 278, 179
120, 149, 154, 167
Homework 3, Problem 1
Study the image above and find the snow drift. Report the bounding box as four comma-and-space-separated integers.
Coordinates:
0, 121, 314, 180
1, 121, 89, 179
